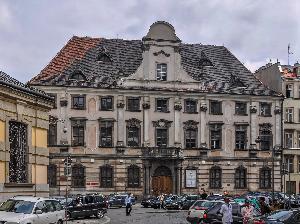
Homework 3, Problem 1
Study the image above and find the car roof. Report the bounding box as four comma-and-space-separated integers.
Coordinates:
10, 196, 56, 202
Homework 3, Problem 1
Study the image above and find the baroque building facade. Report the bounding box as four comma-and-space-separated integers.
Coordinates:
256, 61, 300, 194
30, 21, 283, 197
0, 71, 53, 201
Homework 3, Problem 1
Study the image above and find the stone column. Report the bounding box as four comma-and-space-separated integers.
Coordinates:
200, 100, 208, 147
143, 97, 150, 146
174, 98, 182, 147
117, 96, 125, 146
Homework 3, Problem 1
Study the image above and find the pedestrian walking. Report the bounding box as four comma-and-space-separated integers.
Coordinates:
125, 193, 133, 216
241, 200, 254, 224
159, 193, 164, 209
219, 197, 233, 224
259, 197, 271, 216
200, 188, 208, 199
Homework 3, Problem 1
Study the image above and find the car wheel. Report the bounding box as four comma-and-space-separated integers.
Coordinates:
57, 220, 63, 224
96, 209, 105, 219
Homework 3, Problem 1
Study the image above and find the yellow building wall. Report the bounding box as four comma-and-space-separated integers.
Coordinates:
0, 162, 5, 183
32, 127, 47, 148
32, 165, 47, 184
0, 120, 5, 142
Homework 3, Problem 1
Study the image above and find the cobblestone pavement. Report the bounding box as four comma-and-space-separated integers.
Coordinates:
68, 215, 110, 224
107, 204, 189, 224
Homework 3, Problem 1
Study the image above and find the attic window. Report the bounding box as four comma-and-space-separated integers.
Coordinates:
198, 58, 213, 67
97, 53, 112, 62
70, 71, 86, 81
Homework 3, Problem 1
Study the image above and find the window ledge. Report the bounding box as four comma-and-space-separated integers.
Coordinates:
4, 183, 35, 188
126, 110, 142, 112
210, 113, 223, 115
234, 114, 248, 116
99, 109, 113, 111
71, 108, 86, 110
259, 115, 272, 117
155, 110, 170, 113
184, 112, 198, 114
99, 146, 114, 148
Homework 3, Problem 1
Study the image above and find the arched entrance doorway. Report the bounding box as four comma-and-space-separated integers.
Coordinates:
152, 166, 172, 196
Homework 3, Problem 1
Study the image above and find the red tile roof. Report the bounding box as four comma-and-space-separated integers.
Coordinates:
30, 36, 101, 84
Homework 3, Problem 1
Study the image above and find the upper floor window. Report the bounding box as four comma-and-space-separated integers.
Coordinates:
72, 164, 85, 188
71, 119, 85, 147
48, 123, 57, 146
72, 95, 86, 110
285, 108, 294, 123
70, 71, 86, 81
127, 97, 140, 112
235, 102, 247, 115
260, 102, 271, 116
209, 123, 222, 149
99, 120, 113, 147
259, 123, 272, 150
185, 128, 197, 148
185, 99, 197, 113
156, 98, 169, 112
285, 155, 294, 173
210, 101, 222, 115
286, 84, 293, 98
156, 128, 168, 147
126, 119, 141, 147
285, 131, 293, 148
100, 96, 113, 111
235, 125, 247, 150
156, 63, 167, 81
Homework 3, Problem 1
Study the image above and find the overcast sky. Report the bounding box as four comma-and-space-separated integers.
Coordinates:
0, 0, 299, 83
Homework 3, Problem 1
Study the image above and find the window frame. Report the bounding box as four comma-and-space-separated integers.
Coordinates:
71, 95, 86, 110
260, 102, 272, 116
185, 128, 197, 148
48, 122, 57, 147
99, 120, 113, 147
235, 125, 247, 150
210, 100, 222, 115
235, 102, 247, 115
127, 97, 140, 112
155, 98, 169, 113
100, 96, 113, 111
285, 155, 294, 173
71, 164, 86, 188
127, 165, 140, 188
259, 167, 271, 189
209, 124, 222, 149
71, 119, 86, 147
285, 107, 294, 123
100, 165, 113, 188
156, 63, 167, 81
234, 166, 247, 189
285, 131, 293, 148
184, 99, 198, 113
209, 166, 222, 189
286, 84, 293, 98
155, 128, 168, 147
48, 164, 57, 188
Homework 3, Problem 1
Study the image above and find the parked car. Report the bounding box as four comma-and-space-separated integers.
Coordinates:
108, 195, 124, 208
206, 194, 224, 201
202, 201, 261, 224
180, 195, 201, 210
0, 196, 65, 224
150, 197, 161, 209
251, 209, 300, 224
141, 196, 157, 208
186, 200, 221, 224
66, 194, 107, 220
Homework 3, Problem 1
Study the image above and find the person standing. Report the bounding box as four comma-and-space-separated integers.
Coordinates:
159, 193, 164, 209
200, 189, 208, 199
219, 198, 233, 224
241, 200, 254, 224
125, 193, 132, 216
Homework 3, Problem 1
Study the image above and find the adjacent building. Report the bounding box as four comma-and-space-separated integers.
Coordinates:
0, 71, 53, 201
256, 61, 300, 194
29, 21, 283, 197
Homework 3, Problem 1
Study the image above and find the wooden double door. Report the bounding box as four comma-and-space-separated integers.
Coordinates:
152, 176, 172, 196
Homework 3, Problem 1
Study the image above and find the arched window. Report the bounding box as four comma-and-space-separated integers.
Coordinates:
259, 166, 271, 189
128, 165, 140, 188
209, 166, 222, 189
235, 166, 247, 189
100, 165, 113, 188
70, 71, 86, 81
71, 164, 85, 188
48, 164, 57, 187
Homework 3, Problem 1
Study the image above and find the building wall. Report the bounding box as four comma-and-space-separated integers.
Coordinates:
0, 85, 52, 201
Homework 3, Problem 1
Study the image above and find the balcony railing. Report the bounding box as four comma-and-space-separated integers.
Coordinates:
141, 147, 182, 159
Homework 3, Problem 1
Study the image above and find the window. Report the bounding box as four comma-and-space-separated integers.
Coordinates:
99, 121, 113, 147
285, 132, 293, 148
185, 128, 197, 148
72, 164, 85, 188
260, 102, 271, 116
185, 169, 197, 188
127, 97, 140, 112
235, 102, 247, 115
285, 155, 294, 173
100, 165, 113, 188
259, 167, 271, 189
48, 164, 57, 187
9, 121, 27, 183
156, 63, 167, 81
286, 181, 296, 194
156, 128, 168, 147
259, 124, 272, 150
97, 53, 111, 62
185, 99, 197, 113
209, 124, 222, 149
71, 120, 85, 146
235, 166, 247, 189
286, 84, 293, 98
235, 125, 247, 150
210, 101, 222, 115
126, 119, 141, 147
70, 71, 85, 81
209, 166, 222, 189
127, 165, 140, 188
156, 98, 169, 112
72, 95, 85, 110
48, 122, 57, 146
285, 108, 294, 122
100, 96, 113, 111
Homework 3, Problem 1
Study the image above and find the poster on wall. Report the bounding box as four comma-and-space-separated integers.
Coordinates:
186, 169, 197, 188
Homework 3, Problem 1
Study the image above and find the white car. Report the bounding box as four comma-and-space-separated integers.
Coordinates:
0, 196, 65, 224
187, 200, 223, 223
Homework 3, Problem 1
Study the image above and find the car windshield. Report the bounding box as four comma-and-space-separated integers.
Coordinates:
0, 200, 35, 214
201, 201, 219, 208
267, 211, 293, 221
191, 200, 206, 208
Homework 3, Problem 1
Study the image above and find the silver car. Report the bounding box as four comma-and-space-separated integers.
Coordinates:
0, 196, 65, 224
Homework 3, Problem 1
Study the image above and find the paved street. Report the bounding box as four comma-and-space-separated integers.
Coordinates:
68, 205, 189, 224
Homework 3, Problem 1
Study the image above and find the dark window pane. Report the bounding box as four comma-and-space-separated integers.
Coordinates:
100, 121, 113, 147
72, 96, 85, 109
72, 126, 85, 146
185, 129, 197, 148
259, 167, 271, 189
100, 166, 113, 188
235, 125, 247, 149
128, 165, 140, 188
260, 103, 271, 116
209, 167, 222, 189
48, 123, 57, 146
156, 99, 168, 112
156, 63, 167, 81
48, 164, 57, 187
72, 165, 85, 188
185, 100, 197, 113
127, 126, 140, 147
235, 167, 247, 189
156, 128, 168, 147
235, 102, 247, 115
100, 97, 113, 111
127, 98, 140, 111
210, 124, 222, 149
210, 101, 222, 115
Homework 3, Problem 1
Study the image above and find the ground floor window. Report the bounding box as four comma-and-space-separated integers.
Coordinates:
100, 165, 113, 188
127, 165, 140, 187
259, 166, 271, 189
48, 164, 57, 187
72, 164, 85, 188
235, 166, 247, 189
209, 166, 222, 189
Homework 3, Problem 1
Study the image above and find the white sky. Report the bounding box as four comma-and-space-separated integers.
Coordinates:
0, 0, 299, 82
